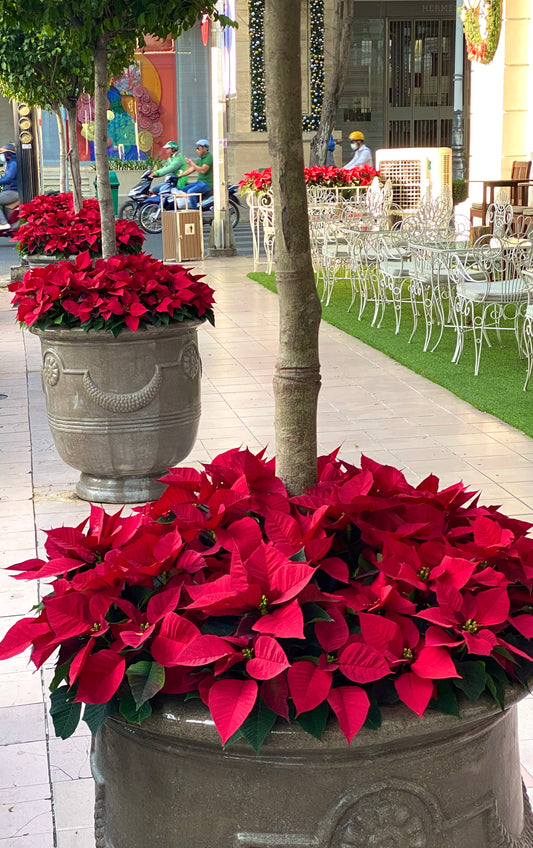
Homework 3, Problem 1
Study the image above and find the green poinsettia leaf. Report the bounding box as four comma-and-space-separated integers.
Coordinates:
289, 548, 307, 562
200, 617, 238, 636
363, 701, 382, 730
50, 685, 82, 739
454, 661, 487, 702
126, 660, 165, 708
225, 701, 278, 754
430, 681, 460, 717
119, 691, 153, 725
183, 691, 201, 702
302, 602, 334, 624
83, 701, 115, 736
49, 661, 71, 692
296, 701, 330, 740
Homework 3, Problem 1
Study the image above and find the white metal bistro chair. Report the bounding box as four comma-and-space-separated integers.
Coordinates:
449, 241, 532, 375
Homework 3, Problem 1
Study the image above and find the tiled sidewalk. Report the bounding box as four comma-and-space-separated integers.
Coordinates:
0, 256, 532, 847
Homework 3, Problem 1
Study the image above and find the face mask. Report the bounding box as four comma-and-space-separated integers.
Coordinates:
350, 143, 358, 150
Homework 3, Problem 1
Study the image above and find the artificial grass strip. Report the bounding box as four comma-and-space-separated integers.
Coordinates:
248, 271, 533, 439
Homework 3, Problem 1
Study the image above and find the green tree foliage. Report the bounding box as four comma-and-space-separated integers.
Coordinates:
0, 23, 100, 205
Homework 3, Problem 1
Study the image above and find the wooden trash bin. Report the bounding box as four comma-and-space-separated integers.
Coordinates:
162, 194, 204, 262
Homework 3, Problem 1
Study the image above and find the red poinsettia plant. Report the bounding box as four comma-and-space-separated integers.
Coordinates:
0, 448, 531, 750
239, 165, 379, 195
15, 193, 144, 258
8, 251, 215, 335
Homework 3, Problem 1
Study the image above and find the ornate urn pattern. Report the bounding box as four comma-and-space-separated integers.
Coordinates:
34, 323, 203, 502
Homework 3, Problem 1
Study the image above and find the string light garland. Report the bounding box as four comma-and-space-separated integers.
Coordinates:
248, 0, 324, 132
459, 0, 502, 64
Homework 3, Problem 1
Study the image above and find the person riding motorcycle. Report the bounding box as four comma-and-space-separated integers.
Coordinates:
149, 141, 188, 195
0, 143, 19, 230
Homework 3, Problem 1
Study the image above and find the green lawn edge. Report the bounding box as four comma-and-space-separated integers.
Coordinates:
248, 271, 533, 439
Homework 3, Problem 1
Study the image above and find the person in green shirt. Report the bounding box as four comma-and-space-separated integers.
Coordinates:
179, 138, 213, 209
149, 141, 188, 195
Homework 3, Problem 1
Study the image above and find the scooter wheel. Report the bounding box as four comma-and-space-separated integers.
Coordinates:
118, 201, 138, 222
139, 203, 162, 235
229, 198, 240, 229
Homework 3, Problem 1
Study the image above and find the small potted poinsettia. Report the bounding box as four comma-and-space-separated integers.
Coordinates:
8, 251, 215, 503
14, 192, 144, 261
0, 447, 531, 847
239, 164, 380, 196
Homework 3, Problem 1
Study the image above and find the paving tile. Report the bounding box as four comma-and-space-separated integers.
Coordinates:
56, 828, 96, 848
53, 779, 95, 831
0, 784, 53, 839
0, 703, 46, 745
48, 736, 92, 782
0, 835, 54, 847
0, 670, 44, 708
0, 740, 50, 788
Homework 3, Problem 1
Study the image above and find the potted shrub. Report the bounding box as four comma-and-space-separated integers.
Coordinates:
0, 448, 532, 847
239, 164, 380, 196
14, 193, 145, 262
8, 251, 214, 502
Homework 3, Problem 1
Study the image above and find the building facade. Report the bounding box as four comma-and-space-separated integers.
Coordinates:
4, 0, 532, 193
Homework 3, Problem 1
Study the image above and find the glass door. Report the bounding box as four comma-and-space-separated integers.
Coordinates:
387, 17, 454, 148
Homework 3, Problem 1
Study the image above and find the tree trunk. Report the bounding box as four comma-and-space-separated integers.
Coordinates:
309, 0, 356, 166
53, 106, 67, 194
65, 100, 83, 213
265, 0, 322, 496
94, 33, 116, 258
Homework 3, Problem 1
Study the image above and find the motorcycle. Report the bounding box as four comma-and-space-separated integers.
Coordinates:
138, 183, 241, 235
118, 169, 178, 222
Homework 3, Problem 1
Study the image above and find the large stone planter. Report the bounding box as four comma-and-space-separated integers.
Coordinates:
91, 693, 533, 848
31, 321, 203, 502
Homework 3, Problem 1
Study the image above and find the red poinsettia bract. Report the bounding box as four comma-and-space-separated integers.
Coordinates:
8, 251, 215, 335
14, 193, 145, 258
0, 448, 531, 748
239, 165, 380, 195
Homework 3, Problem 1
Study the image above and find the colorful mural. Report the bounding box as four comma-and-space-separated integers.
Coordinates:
76, 40, 177, 161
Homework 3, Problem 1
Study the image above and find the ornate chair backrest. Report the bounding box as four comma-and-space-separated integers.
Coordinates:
485, 190, 513, 238
364, 178, 393, 229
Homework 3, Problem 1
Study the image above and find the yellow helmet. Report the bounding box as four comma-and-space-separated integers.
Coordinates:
349, 131, 365, 141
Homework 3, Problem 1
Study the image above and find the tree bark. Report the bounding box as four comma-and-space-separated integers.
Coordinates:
265, 0, 322, 496
65, 100, 83, 213
53, 106, 67, 194
309, 0, 356, 166
94, 33, 116, 258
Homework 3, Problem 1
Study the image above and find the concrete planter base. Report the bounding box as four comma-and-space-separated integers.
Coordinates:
92, 693, 533, 848
31, 321, 203, 502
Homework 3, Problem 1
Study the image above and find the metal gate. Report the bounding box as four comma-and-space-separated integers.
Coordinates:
387, 18, 454, 148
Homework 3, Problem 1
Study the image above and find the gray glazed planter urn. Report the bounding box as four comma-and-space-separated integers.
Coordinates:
31, 321, 203, 503
91, 692, 533, 848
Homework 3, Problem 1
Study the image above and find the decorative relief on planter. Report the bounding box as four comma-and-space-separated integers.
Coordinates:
42, 352, 60, 387
236, 780, 443, 848
486, 784, 533, 848
236, 780, 533, 848
82, 366, 162, 413
330, 787, 433, 847
179, 341, 201, 380
91, 746, 107, 848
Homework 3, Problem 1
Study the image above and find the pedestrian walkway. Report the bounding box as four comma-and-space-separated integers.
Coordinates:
0, 255, 532, 847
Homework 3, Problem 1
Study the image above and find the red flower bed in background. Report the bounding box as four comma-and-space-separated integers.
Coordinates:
239, 165, 379, 195
8, 251, 215, 335
0, 447, 531, 748
15, 193, 145, 258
